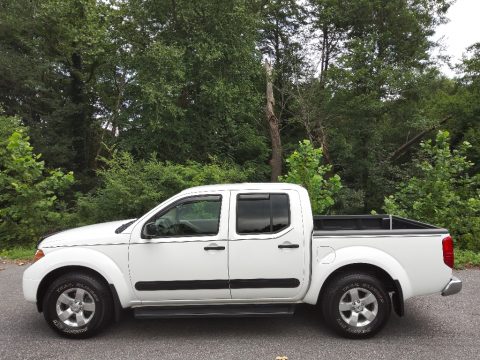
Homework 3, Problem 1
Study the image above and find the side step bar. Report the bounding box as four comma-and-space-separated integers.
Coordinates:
134, 304, 296, 319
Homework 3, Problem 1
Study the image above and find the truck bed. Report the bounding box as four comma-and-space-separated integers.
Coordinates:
313, 215, 448, 235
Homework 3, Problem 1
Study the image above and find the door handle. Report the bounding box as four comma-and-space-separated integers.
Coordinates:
204, 246, 225, 251
278, 244, 299, 249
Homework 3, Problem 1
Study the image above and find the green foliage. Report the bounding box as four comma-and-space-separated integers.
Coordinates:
116, 0, 267, 167
447, 43, 480, 175
0, 246, 35, 261
299, 0, 453, 211
0, 0, 479, 252
0, 115, 74, 248
73, 152, 253, 224
0, 0, 115, 179
455, 250, 480, 269
0, 0, 268, 181
384, 131, 480, 251
280, 140, 342, 214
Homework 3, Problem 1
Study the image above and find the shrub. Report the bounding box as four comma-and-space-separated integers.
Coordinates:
0, 115, 74, 248
72, 151, 253, 224
383, 131, 480, 251
280, 140, 342, 214
455, 249, 480, 269
0, 246, 35, 261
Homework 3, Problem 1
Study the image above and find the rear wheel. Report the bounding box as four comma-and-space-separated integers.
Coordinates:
42, 272, 113, 338
321, 272, 391, 339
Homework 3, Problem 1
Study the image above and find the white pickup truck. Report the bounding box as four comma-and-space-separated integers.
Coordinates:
23, 183, 462, 339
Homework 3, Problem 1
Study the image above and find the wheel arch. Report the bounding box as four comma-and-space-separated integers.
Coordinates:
36, 265, 123, 321
317, 263, 404, 317
303, 245, 411, 317
27, 247, 134, 312
37, 266, 104, 309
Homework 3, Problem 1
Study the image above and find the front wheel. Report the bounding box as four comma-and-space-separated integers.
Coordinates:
42, 272, 113, 338
321, 273, 391, 339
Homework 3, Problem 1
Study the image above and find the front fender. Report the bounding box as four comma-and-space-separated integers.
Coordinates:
22, 247, 135, 308
303, 246, 412, 305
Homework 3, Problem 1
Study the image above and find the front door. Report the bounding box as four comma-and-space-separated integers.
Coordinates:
129, 192, 231, 303
227, 190, 307, 301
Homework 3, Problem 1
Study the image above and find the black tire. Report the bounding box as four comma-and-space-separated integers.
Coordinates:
321, 272, 391, 339
42, 272, 113, 339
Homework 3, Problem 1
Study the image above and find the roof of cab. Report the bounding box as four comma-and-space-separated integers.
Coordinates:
180, 182, 305, 194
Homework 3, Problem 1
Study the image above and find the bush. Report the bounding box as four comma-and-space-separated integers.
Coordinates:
71, 151, 254, 224
455, 249, 480, 269
0, 246, 35, 261
280, 140, 342, 214
0, 115, 74, 248
383, 131, 480, 251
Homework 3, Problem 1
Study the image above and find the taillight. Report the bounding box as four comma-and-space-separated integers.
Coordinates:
33, 249, 45, 263
442, 236, 454, 268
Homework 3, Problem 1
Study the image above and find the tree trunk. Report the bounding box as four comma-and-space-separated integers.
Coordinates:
265, 60, 282, 182
389, 115, 452, 161
294, 83, 331, 164
69, 51, 90, 174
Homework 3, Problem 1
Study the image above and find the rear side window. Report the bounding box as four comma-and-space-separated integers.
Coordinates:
236, 193, 290, 234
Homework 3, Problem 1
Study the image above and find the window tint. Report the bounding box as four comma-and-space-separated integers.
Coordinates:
272, 194, 289, 231
236, 193, 290, 234
236, 196, 271, 234
143, 196, 221, 238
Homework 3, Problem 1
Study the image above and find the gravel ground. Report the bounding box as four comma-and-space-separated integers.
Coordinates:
1, 263, 478, 360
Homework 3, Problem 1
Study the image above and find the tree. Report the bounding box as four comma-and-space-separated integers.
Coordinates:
265, 60, 282, 181
0, 0, 270, 186
280, 140, 341, 214
0, 115, 74, 247
0, 0, 115, 183
73, 151, 253, 224
2, 0, 479, 242
384, 131, 480, 251
446, 43, 480, 174
114, 0, 268, 171
258, 0, 308, 180
300, 0, 453, 211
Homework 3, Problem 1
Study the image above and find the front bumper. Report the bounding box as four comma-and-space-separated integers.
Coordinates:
441, 276, 462, 296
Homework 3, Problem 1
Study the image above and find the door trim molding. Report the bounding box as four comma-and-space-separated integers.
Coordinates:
135, 278, 300, 291
229, 278, 300, 289
135, 280, 229, 291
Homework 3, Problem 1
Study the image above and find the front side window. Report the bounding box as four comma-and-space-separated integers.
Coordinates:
236, 193, 290, 234
143, 195, 221, 238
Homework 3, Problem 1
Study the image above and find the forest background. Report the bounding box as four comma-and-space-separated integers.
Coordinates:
0, 0, 479, 266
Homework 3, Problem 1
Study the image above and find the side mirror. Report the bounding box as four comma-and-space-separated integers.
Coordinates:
144, 222, 158, 238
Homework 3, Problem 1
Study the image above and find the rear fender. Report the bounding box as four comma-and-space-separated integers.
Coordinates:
303, 246, 412, 305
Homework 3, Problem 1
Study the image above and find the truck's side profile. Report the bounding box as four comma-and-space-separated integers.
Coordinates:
23, 183, 462, 339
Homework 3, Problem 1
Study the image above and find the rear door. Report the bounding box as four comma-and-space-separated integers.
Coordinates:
227, 190, 307, 300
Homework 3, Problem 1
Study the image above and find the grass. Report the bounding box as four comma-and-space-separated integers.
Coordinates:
455, 249, 480, 269
0, 246, 36, 262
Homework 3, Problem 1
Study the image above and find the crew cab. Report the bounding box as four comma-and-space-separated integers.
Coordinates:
23, 183, 462, 338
